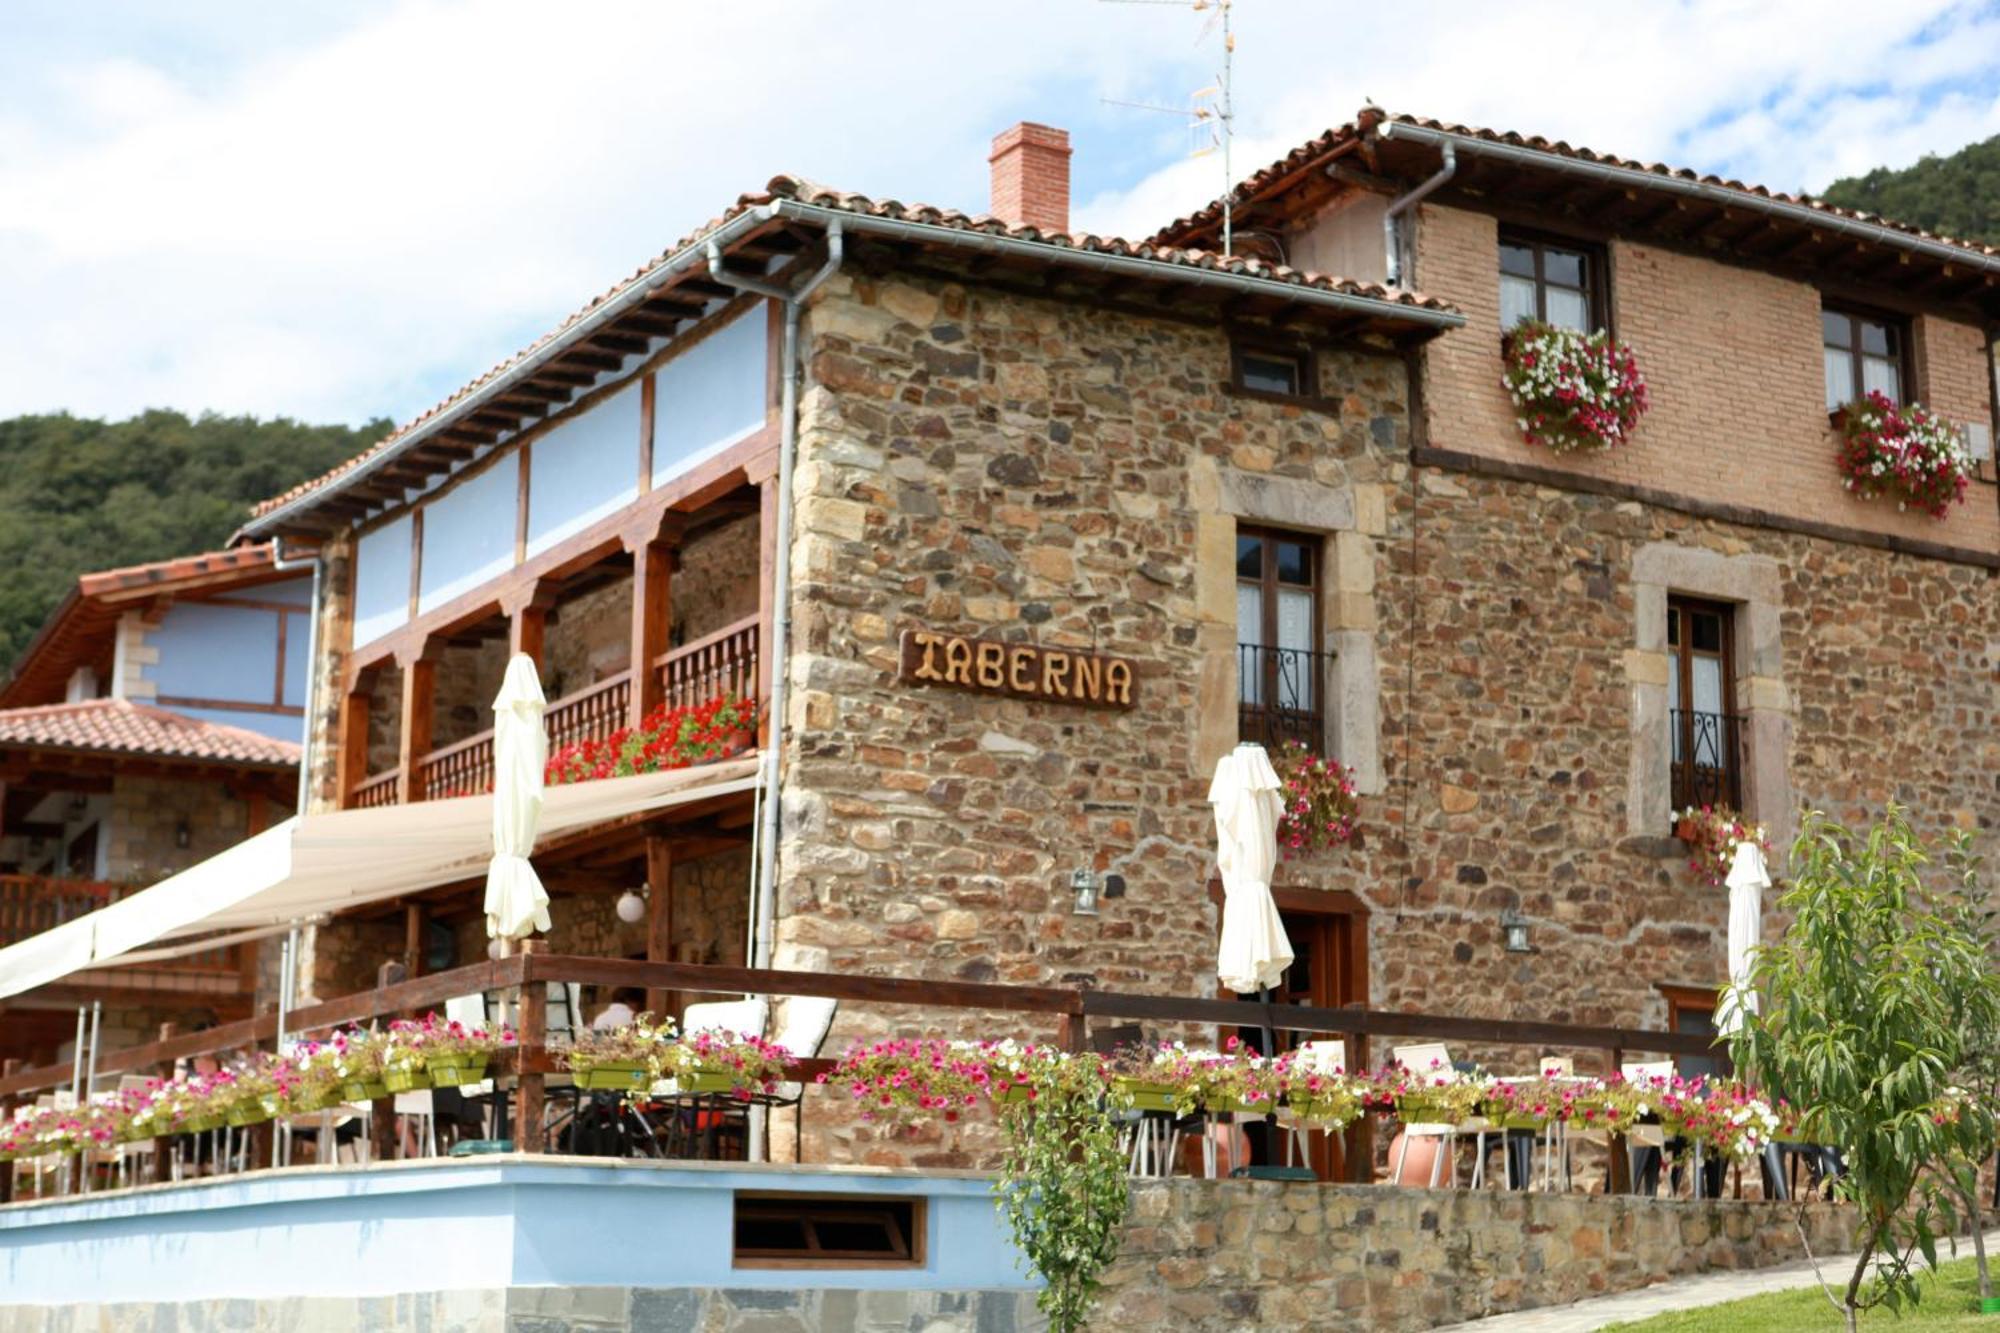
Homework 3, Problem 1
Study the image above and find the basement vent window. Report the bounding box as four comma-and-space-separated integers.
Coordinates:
732, 1193, 924, 1268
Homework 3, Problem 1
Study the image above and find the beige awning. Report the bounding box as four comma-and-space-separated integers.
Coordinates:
0, 759, 758, 1000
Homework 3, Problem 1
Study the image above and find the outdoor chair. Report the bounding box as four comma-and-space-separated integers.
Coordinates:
640, 997, 770, 1160
764, 997, 838, 1163
1272, 1040, 1345, 1177
1620, 1060, 1675, 1196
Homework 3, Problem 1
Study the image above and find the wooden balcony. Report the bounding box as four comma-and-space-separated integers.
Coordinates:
348, 616, 760, 808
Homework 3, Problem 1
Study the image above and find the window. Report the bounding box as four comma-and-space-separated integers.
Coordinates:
1237, 527, 1325, 750
1666, 597, 1741, 813
1821, 307, 1905, 412
1230, 344, 1314, 401
1499, 233, 1598, 333
733, 1194, 922, 1268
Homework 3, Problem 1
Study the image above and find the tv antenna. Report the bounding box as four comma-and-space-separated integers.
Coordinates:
1100, 0, 1238, 256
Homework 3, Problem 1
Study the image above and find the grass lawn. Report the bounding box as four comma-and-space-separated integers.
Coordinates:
1603, 1256, 2000, 1330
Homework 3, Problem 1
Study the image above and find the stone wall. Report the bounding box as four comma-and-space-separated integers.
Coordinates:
674, 512, 760, 645
104, 775, 254, 883
1102, 1179, 1852, 1331
543, 574, 632, 703
771, 260, 2000, 1138
432, 636, 510, 750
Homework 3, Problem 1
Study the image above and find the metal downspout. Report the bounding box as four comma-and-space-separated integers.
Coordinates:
1380, 135, 1455, 287
704, 225, 845, 977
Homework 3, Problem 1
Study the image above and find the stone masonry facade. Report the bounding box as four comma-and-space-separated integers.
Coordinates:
771, 253, 2000, 1167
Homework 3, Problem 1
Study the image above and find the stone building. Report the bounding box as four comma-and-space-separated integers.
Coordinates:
49, 109, 1992, 1172
0, 546, 305, 1068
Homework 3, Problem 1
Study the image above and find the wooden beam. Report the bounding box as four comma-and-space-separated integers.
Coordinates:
621, 313, 684, 338
404, 902, 425, 978
589, 332, 650, 356
625, 532, 673, 728
645, 836, 673, 1017
336, 686, 371, 807
560, 349, 624, 373
396, 642, 437, 804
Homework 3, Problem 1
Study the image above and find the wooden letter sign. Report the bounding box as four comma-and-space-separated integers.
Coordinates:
899, 629, 1135, 709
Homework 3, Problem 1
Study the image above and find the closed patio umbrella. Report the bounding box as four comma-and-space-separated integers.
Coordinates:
1715, 840, 1771, 1036
485, 654, 552, 941
1210, 743, 1294, 999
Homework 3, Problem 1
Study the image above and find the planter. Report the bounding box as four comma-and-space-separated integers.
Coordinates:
181, 1114, 224, 1134
383, 1067, 432, 1094
259, 1093, 286, 1119
224, 1102, 271, 1129
339, 1078, 390, 1103
1673, 816, 1699, 843
426, 1057, 491, 1088
571, 1060, 651, 1093
1112, 1078, 1180, 1113
289, 1087, 339, 1114
680, 1067, 739, 1096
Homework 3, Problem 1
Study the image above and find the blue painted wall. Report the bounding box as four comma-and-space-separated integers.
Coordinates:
144, 573, 310, 742
0, 1161, 1034, 1304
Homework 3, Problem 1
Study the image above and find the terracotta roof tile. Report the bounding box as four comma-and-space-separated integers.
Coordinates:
0, 699, 299, 768
249, 175, 1455, 525
1153, 108, 2000, 261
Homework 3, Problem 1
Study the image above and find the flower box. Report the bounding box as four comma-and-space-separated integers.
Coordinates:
340, 1078, 390, 1103
383, 1067, 432, 1094
571, 1060, 651, 1092
181, 1113, 225, 1134
680, 1066, 739, 1096
425, 1056, 491, 1088
289, 1086, 340, 1114
224, 1102, 271, 1129
1111, 1077, 1179, 1113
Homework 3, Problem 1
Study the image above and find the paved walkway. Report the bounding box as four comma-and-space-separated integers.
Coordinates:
1432, 1229, 2000, 1331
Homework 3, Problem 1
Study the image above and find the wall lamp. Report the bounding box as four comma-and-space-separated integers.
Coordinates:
1069, 869, 1126, 917
1500, 908, 1533, 954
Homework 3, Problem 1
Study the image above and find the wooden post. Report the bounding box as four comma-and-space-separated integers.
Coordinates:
625, 526, 673, 728
335, 685, 371, 808
1607, 1046, 1632, 1195
150, 1026, 177, 1184
505, 583, 552, 666
403, 903, 426, 979
369, 962, 406, 1162
515, 942, 546, 1154
249, 1117, 276, 1172
0, 1058, 18, 1204
1057, 991, 1087, 1054
645, 836, 674, 1019
1346, 1030, 1374, 1183
396, 642, 437, 804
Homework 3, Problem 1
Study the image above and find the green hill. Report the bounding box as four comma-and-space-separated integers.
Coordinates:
0, 410, 388, 674
1820, 133, 2000, 246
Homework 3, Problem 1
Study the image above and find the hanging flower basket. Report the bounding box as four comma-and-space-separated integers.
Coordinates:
1837, 391, 1971, 519
1274, 742, 1359, 858
1675, 804, 1770, 889
1502, 320, 1650, 453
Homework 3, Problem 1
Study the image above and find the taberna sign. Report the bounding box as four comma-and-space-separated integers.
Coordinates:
898, 629, 1135, 709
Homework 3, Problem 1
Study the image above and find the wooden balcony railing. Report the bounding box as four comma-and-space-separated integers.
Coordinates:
546, 671, 631, 752
349, 769, 402, 810
0, 874, 119, 949
349, 619, 761, 808
656, 615, 759, 714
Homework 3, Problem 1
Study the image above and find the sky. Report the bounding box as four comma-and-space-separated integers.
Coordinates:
1, 0, 1996, 429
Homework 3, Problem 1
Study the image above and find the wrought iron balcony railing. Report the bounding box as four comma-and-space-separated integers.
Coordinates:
1669, 708, 1744, 812
1237, 642, 1333, 753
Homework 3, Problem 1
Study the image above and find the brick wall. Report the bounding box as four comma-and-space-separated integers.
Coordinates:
1411, 202, 2000, 550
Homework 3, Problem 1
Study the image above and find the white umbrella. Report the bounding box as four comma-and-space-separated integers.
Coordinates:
1715, 840, 1771, 1035
1209, 742, 1293, 995
484, 654, 551, 941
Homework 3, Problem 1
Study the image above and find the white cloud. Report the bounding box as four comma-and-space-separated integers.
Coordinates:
0, 0, 1993, 427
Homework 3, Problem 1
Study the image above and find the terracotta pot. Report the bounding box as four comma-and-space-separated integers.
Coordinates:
1385, 1130, 1455, 1187
1673, 817, 1699, 844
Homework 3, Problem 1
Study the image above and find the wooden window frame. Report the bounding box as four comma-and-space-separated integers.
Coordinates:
1236, 525, 1327, 752
1498, 226, 1608, 335
1820, 301, 1912, 415
1657, 983, 1732, 1078
1666, 596, 1742, 814
732, 1192, 925, 1270
1226, 340, 1332, 409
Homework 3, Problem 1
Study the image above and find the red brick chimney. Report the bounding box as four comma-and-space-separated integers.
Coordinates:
989, 122, 1072, 234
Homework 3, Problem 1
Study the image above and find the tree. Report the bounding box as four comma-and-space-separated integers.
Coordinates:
1934, 837, 2000, 1303
1821, 134, 2000, 247
995, 1054, 1130, 1333
1730, 807, 2000, 1331
0, 410, 388, 673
